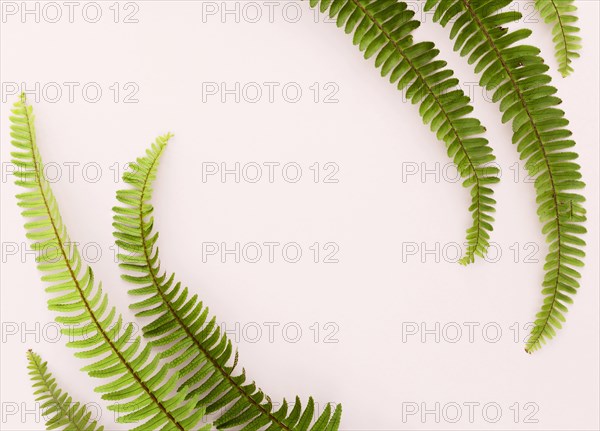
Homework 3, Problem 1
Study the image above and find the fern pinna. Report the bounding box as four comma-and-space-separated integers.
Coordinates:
424, 0, 586, 352
113, 135, 342, 430
310, 0, 499, 265
27, 350, 104, 431
534, 0, 581, 77
10, 96, 208, 430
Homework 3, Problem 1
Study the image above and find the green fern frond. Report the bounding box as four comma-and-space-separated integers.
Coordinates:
534, 0, 581, 77
310, 0, 499, 265
10, 95, 209, 431
424, 0, 586, 352
113, 135, 342, 431
27, 350, 104, 431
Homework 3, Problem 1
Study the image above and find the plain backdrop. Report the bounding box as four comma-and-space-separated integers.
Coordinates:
1, 1, 598, 430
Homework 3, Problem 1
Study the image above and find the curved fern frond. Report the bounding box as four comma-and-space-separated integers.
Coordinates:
27, 350, 104, 431
424, 0, 586, 352
534, 0, 581, 77
113, 136, 343, 430
310, 0, 499, 265
10, 95, 209, 431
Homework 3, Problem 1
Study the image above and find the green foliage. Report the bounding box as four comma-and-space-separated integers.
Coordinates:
27, 350, 104, 431
424, 0, 586, 352
12, 95, 342, 430
10, 5, 590, 422
309, 0, 499, 265
113, 135, 342, 431
534, 0, 581, 77
11, 96, 208, 430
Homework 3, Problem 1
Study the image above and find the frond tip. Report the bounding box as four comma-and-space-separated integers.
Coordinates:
534, 0, 581, 77
310, 0, 499, 265
113, 135, 343, 430
27, 350, 104, 431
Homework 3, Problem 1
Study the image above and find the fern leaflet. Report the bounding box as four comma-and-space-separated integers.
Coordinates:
27, 350, 104, 431
534, 0, 581, 77
424, 0, 586, 352
10, 96, 209, 430
113, 135, 343, 430
310, 0, 499, 264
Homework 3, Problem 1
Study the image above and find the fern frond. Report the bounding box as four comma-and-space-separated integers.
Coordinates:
534, 0, 581, 77
310, 0, 499, 265
113, 136, 343, 430
27, 350, 104, 431
424, 0, 586, 352
10, 95, 209, 430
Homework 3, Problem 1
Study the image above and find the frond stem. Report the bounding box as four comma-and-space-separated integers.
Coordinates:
549, 0, 569, 61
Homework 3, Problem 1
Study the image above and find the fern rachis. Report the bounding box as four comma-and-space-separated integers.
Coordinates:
310, 0, 499, 264
113, 136, 342, 430
424, 0, 586, 352
11, 96, 208, 430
